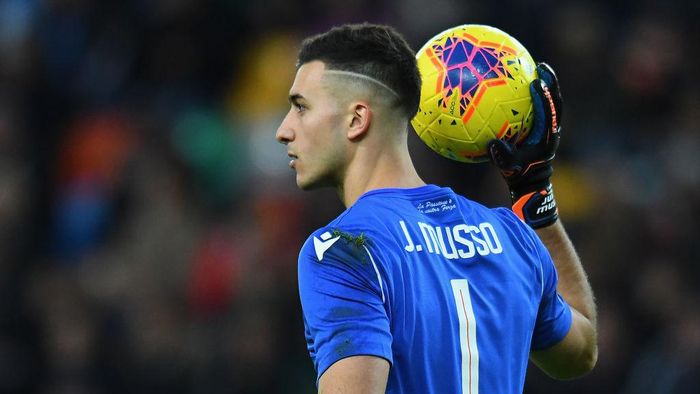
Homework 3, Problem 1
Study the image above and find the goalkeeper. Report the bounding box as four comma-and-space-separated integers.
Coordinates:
276, 23, 598, 393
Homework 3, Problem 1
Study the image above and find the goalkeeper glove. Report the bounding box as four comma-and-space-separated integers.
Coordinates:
488, 62, 562, 229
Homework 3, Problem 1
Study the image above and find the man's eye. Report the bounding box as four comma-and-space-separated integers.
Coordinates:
294, 103, 306, 112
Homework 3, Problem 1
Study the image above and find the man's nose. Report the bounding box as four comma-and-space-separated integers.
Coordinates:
276, 114, 294, 145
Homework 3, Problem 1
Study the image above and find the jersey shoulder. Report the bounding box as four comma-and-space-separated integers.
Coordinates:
297, 202, 390, 315
299, 199, 392, 266
490, 206, 544, 254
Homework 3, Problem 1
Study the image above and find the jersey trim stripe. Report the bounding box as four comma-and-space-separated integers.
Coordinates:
451, 279, 479, 394
363, 245, 386, 303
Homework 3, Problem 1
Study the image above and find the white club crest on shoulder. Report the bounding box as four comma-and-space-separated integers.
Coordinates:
313, 231, 341, 261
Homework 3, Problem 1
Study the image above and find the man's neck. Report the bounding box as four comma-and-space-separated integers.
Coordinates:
338, 140, 425, 207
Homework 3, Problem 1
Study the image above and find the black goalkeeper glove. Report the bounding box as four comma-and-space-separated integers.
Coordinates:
488, 62, 562, 229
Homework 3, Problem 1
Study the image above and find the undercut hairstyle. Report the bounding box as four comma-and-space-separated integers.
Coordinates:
298, 23, 422, 120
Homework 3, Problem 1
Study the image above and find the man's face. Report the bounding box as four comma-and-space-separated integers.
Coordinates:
276, 61, 349, 190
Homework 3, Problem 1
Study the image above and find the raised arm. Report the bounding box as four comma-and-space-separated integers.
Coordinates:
489, 63, 598, 378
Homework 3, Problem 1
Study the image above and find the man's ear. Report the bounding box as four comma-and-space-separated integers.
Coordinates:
347, 102, 371, 140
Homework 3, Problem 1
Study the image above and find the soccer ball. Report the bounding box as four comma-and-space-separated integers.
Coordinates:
411, 25, 537, 163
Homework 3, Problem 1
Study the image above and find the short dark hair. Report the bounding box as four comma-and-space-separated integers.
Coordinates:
298, 23, 421, 119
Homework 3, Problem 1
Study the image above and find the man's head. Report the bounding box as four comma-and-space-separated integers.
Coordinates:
297, 23, 421, 119
276, 23, 421, 190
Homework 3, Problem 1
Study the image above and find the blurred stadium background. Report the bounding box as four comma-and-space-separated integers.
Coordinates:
0, 0, 698, 393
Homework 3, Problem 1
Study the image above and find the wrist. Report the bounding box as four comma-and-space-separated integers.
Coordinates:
511, 183, 558, 229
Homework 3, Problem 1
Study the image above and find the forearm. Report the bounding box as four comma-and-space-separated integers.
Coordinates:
535, 221, 597, 326
530, 220, 598, 378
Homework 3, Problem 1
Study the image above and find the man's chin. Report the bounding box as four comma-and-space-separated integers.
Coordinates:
296, 174, 333, 191
297, 179, 319, 191
295, 175, 313, 190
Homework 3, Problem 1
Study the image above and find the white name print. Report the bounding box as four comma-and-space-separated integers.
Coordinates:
399, 220, 503, 260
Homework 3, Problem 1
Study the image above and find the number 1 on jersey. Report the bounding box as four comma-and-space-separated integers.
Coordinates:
451, 279, 479, 394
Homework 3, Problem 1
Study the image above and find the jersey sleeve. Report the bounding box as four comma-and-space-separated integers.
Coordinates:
530, 234, 573, 350
298, 229, 392, 381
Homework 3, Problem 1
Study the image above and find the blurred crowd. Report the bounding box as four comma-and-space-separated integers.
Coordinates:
0, 0, 698, 393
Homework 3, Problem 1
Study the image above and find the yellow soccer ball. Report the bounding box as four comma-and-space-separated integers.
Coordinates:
411, 25, 537, 163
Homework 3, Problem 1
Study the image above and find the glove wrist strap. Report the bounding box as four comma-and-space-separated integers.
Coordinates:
511, 183, 558, 229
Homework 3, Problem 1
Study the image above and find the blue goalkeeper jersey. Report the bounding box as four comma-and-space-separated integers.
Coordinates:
298, 185, 572, 393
